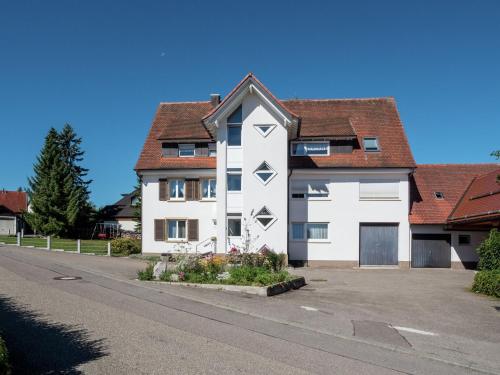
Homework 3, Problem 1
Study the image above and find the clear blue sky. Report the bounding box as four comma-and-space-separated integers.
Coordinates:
1, 0, 499, 206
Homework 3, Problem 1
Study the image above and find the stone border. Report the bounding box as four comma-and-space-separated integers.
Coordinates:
143, 276, 306, 297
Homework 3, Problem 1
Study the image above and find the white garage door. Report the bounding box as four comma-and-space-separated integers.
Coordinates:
0, 217, 16, 235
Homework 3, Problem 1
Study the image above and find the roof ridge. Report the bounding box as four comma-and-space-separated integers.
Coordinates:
282, 97, 395, 102
417, 163, 499, 167
159, 101, 211, 105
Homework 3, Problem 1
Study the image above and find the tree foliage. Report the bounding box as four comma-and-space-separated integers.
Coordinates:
133, 175, 142, 233
26, 125, 92, 237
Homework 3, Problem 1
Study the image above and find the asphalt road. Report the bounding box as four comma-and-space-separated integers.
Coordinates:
0, 245, 497, 374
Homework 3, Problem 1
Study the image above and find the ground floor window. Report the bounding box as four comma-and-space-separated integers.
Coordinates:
167, 219, 186, 240
291, 222, 329, 241
202, 178, 216, 199
227, 215, 242, 237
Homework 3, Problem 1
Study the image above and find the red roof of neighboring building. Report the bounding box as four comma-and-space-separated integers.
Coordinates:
0, 191, 28, 215
448, 168, 500, 223
410, 164, 499, 224
135, 95, 416, 170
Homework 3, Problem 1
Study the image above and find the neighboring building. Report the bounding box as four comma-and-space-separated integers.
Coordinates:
410, 165, 499, 268
135, 73, 499, 268
0, 190, 28, 235
101, 191, 139, 232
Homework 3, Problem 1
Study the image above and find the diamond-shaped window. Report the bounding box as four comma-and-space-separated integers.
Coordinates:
255, 206, 276, 230
254, 124, 276, 137
253, 162, 277, 185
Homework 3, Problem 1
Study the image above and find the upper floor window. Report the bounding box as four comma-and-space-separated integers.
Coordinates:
291, 180, 329, 199
254, 124, 276, 137
363, 137, 380, 152
227, 168, 242, 192
178, 144, 195, 157
227, 105, 242, 146
208, 143, 217, 157
169, 179, 185, 200
202, 178, 216, 199
359, 180, 399, 200
291, 142, 329, 156
253, 162, 277, 185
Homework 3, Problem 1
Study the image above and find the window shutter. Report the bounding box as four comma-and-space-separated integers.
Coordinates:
188, 219, 199, 241
159, 179, 168, 201
195, 143, 208, 157
186, 179, 200, 201
154, 219, 165, 241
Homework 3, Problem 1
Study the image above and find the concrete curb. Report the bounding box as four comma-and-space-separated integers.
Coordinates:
143, 276, 306, 296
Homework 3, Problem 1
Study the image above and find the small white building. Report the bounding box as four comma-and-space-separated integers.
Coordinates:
0, 190, 28, 236
135, 74, 499, 268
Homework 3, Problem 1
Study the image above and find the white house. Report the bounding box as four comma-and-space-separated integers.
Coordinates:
135, 73, 499, 268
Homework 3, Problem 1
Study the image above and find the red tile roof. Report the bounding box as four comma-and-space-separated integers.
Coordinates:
0, 191, 28, 215
410, 164, 499, 224
287, 98, 415, 168
136, 96, 415, 170
448, 168, 500, 223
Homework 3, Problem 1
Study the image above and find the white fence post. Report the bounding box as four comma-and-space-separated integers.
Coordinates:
47, 235, 51, 250
16, 232, 20, 246
77, 239, 81, 254
107, 241, 111, 256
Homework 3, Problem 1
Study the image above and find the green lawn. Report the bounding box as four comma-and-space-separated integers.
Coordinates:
0, 235, 109, 255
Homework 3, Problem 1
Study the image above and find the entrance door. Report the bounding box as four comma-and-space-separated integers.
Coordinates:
411, 234, 451, 268
360, 223, 399, 266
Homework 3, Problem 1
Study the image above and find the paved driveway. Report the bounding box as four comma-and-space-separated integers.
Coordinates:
0, 245, 498, 374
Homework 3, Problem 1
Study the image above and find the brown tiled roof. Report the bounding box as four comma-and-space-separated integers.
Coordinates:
0, 191, 28, 215
409, 164, 499, 224
135, 102, 216, 170
288, 98, 415, 168
448, 168, 500, 223
136, 95, 416, 170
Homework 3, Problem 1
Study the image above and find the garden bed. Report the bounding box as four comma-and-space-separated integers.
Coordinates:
137, 250, 305, 296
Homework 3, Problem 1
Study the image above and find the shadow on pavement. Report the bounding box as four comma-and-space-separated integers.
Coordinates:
0, 294, 107, 374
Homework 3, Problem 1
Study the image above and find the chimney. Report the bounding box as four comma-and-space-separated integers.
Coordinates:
210, 94, 221, 108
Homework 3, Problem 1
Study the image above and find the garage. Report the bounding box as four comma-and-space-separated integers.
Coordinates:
0, 216, 16, 235
411, 233, 451, 268
360, 223, 399, 266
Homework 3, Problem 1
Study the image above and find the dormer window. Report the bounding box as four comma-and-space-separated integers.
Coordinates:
227, 105, 242, 146
434, 191, 445, 199
291, 142, 329, 156
208, 143, 216, 157
363, 137, 380, 152
178, 144, 195, 157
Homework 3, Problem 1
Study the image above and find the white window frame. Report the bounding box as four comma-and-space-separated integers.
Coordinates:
178, 144, 195, 157
291, 141, 330, 156
363, 137, 380, 152
254, 207, 277, 230
227, 214, 242, 237
201, 178, 216, 200
208, 143, 216, 157
227, 169, 242, 193
291, 180, 330, 200
359, 180, 400, 201
253, 161, 277, 185
253, 124, 276, 137
169, 179, 185, 201
167, 219, 187, 241
290, 222, 329, 243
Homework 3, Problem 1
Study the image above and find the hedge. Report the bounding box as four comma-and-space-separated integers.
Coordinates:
472, 270, 500, 298
0, 336, 10, 375
476, 229, 500, 271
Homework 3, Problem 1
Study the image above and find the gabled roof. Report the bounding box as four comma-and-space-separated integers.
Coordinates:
410, 164, 499, 224
448, 168, 500, 224
0, 191, 28, 215
101, 191, 138, 219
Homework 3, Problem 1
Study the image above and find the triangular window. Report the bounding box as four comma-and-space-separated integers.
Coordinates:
254, 124, 276, 137
227, 105, 242, 124
253, 162, 277, 185
255, 206, 276, 230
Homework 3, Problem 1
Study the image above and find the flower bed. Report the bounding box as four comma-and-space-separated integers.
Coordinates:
137, 249, 297, 287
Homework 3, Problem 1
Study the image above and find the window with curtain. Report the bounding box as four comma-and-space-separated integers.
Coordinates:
169, 179, 185, 199
178, 144, 195, 157
291, 222, 329, 241
291, 180, 329, 199
202, 179, 216, 199
359, 180, 399, 200
291, 142, 329, 156
167, 220, 186, 240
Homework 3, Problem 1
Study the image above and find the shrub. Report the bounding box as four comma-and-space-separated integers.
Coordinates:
0, 336, 10, 375
174, 254, 204, 274
264, 251, 287, 272
472, 270, 500, 298
476, 229, 500, 271
137, 263, 154, 281
111, 238, 141, 256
